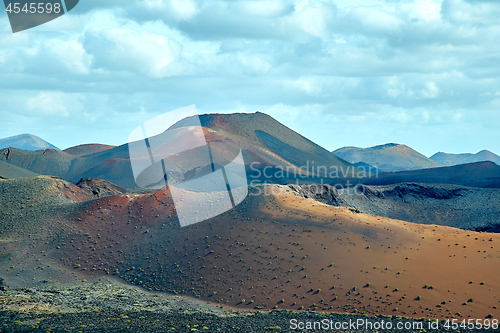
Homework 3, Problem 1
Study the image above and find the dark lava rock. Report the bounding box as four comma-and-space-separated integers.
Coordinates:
76, 178, 126, 198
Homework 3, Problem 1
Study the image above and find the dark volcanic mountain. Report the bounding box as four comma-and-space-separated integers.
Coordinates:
0, 133, 59, 151
359, 161, 500, 189
0, 112, 363, 189
0, 144, 137, 188
352, 161, 379, 174
333, 143, 441, 172
169, 112, 363, 182
0, 147, 75, 177
285, 183, 500, 232
430, 149, 500, 166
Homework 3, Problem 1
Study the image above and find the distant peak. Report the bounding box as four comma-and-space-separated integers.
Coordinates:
0, 133, 59, 151
371, 143, 401, 150
477, 149, 492, 154
8, 133, 37, 139
333, 144, 404, 153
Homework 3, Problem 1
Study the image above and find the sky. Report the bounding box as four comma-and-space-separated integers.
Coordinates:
0, 0, 499, 156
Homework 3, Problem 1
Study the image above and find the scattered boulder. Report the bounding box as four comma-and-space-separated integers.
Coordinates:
287, 184, 341, 205
76, 178, 126, 198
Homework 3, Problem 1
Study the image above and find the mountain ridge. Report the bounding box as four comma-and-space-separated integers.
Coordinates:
0, 112, 364, 189
333, 143, 442, 172
431, 149, 500, 166
359, 161, 500, 188
64, 144, 116, 157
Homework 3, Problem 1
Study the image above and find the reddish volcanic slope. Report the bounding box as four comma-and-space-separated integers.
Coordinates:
35, 185, 499, 321
1, 176, 498, 320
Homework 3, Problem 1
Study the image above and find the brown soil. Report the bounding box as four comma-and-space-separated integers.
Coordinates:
13, 184, 493, 321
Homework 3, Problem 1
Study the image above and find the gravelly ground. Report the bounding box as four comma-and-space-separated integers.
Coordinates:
0, 279, 496, 333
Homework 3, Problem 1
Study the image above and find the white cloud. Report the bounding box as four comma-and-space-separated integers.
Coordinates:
441, 0, 500, 27
401, 0, 442, 22
346, 6, 402, 34
422, 81, 440, 98
453, 112, 463, 121
26, 92, 84, 117
170, 0, 199, 20
83, 27, 183, 78
422, 110, 430, 122
394, 111, 411, 123
237, 54, 271, 74
0, 0, 498, 154
142, 0, 199, 22
288, 0, 335, 39
284, 76, 324, 96
347, 115, 366, 122
239, 0, 291, 17
41, 39, 92, 74
387, 77, 405, 98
